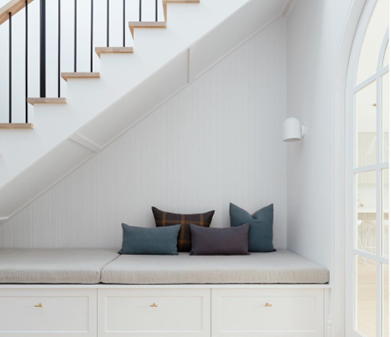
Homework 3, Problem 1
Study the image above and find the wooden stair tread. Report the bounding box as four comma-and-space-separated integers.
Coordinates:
129, 0, 199, 35
163, 0, 200, 3
162, 0, 200, 19
61, 72, 100, 81
95, 47, 134, 58
128, 21, 167, 28
163, 0, 200, 5
27, 97, 67, 105
0, 123, 34, 129
128, 21, 167, 38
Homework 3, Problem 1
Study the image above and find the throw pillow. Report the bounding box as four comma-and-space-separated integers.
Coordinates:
230, 203, 275, 252
190, 224, 250, 255
152, 207, 215, 252
119, 223, 181, 255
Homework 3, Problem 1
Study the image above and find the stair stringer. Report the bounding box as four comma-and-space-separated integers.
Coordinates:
0, 0, 290, 218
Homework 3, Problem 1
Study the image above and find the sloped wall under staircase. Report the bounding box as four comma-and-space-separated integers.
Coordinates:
0, 17, 288, 249
0, 0, 289, 220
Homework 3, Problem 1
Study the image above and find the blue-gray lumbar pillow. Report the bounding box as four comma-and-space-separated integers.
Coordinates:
119, 223, 181, 255
229, 203, 275, 252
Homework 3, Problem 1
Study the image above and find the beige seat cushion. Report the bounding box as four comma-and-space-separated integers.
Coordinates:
0, 249, 119, 284
101, 250, 329, 284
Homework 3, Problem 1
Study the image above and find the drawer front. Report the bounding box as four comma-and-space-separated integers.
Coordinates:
212, 288, 324, 337
0, 289, 97, 337
98, 288, 210, 337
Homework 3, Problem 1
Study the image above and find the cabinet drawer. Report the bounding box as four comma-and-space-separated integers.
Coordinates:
98, 288, 210, 337
212, 288, 324, 337
0, 289, 97, 337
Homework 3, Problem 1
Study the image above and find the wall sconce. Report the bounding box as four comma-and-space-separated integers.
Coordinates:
283, 117, 306, 142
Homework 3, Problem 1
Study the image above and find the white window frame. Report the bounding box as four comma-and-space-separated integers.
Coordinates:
346, 0, 389, 336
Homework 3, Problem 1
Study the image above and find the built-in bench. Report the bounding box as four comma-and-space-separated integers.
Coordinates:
0, 249, 331, 337
101, 250, 329, 284
0, 249, 329, 285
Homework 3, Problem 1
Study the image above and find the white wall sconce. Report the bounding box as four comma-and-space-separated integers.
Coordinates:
283, 117, 306, 142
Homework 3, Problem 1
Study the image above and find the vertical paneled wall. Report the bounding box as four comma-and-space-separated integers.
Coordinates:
0, 18, 287, 249
286, 0, 353, 270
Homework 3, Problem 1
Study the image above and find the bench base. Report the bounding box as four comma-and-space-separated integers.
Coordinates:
0, 284, 331, 337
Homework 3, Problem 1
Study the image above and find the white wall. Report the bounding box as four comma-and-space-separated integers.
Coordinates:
0, 18, 287, 250
286, 1, 353, 270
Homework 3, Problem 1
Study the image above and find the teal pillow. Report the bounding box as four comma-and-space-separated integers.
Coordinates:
229, 203, 275, 252
119, 223, 180, 255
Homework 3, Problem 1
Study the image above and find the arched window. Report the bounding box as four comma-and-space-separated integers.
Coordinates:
347, 0, 389, 336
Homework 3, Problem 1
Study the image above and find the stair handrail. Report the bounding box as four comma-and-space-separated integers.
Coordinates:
0, 0, 33, 25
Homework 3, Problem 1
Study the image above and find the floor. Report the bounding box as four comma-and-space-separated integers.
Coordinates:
357, 258, 389, 337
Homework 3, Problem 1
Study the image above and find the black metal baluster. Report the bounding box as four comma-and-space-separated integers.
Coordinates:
58, 0, 61, 97
9, 12, 12, 123
90, 0, 93, 72
123, 0, 125, 47
25, 1, 28, 122
139, 0, 141, 21
107, 0, 109, 47
74, 0, 77, 72
155, 0, 157, 21
40, 0, 46, 97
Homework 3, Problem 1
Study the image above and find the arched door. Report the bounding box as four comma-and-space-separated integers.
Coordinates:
346, 0, 389, 336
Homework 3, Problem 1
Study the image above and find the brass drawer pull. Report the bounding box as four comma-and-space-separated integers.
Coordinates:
34, 303, 43, 308
265, 303, 272, 307
150, 303, 158, 308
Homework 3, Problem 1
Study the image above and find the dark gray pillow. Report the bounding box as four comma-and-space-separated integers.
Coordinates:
119, 223, 181, 255
230, 203, 275, 252
190, 224, 249, 255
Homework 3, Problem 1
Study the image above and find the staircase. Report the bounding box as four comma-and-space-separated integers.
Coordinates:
0, 0, 200, 128
0, 0, 290, 220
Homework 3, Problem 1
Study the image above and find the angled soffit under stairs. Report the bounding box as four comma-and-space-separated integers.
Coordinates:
0, 0, 292, 220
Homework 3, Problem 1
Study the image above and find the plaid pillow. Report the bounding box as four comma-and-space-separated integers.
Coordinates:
152, 207, 215, 252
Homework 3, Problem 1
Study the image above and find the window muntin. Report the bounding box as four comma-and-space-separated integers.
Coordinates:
355, 82, 377, 167
383, 263, 389, 337
382, 73, 389, 162
356, 171, 377, 254
382, 168, 389, 258
383, 42, 389, 67
356, 0, 389, 84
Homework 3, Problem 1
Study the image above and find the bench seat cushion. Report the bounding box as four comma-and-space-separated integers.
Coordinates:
101, 250, 329, 284
0, 249, 119, 284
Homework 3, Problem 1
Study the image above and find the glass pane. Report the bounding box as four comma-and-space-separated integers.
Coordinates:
356, 82, 377, 167
383, 73, 389, 162
356, 256, 377, 337
383, 263, 389, 337
356, 171, 377, 254
383, 41, 389, 67
383, 169, 389, 258
357, 0, 389, 84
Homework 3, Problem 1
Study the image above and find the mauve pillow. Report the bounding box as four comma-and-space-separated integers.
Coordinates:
190, 224, 249, 255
